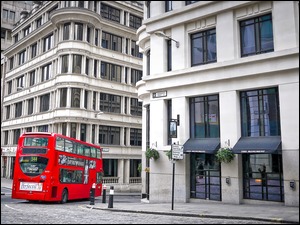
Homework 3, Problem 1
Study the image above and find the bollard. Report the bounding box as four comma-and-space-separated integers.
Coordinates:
90, 183, 96, 205
102, 185, 107, 203
108, 186, 114, 208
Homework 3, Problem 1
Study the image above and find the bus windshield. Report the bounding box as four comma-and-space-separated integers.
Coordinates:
19, 156, 48, 176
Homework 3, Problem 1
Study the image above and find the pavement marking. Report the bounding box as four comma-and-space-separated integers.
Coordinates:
4, 204, 23, 212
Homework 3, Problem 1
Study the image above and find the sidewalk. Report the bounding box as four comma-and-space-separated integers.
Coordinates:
2, 178, 298, 223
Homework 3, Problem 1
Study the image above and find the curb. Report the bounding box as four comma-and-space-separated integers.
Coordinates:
86, 205, 298, 224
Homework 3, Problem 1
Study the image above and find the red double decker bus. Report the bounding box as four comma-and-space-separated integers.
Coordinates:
12, 132, 103, 203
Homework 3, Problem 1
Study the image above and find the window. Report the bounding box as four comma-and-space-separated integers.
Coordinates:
131, 40, 142, 58
60, 88, 67, 107
6, 105, 10, 120
130, 98, 142, 116
43, 33, 53, 52
167, 40, 172, 71
103, 159, 118, 177
146, 1, 151, 19
36, 17, 42, 28
165, 1, 173, 12
85, 58, 90, 75
13, 129, 21, 144
186, 1, 199, 5
89, 91, 95, 111
84, 90, 88, 109
74, 23, 83, 41
41, 64, 52, 82
63, 23, 70, 40
131, 69, 142, 85
102, 31, 122, 52
2, 9, 8, 19
4, 131, 9, 145
28, 98, 34, 115
23, 25, 31, 37
95, 29, 99, 46
18, 50, 26, 65
71, 123, 77, 139
15, 102, 23, 118
71, 88, 81, 108
146, 50, 150, 75
130, 159, 141, 177
38, 125, 48, 132
40, 93, 50, 112
80, 124, 87, 142
94, 60, 98, 77
9, 57, 14, 70
29, 71, 35, 86
61, 55, 69, 73
129, 14, 142, 29
98, 126, 120, 145
72, 55, 82, 73
87, 27, 91, 43
9, 11, 15, 21
78, 1, 84, 8
240, 14, 274, 57
101, 61, 121, 82
100, 93, 121, 113
7, 81, 12, 94
31, 43, 37, 59
14, 34, 18, 43
240, 87, 280, 137
101, 3, 120, 23
1, 28, 6, 39
190, 95, 220, 138
17, 75, 24, 90
243, 154, 284, 202
130, 128, 142, 146
191, 28, 216, 66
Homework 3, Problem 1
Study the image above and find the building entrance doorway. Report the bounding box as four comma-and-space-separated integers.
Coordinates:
190, 153, 221, 201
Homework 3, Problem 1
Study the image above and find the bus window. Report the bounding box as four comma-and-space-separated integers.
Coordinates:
65, 139, 73, 153
84, 146, 90, 157
19, 156, 48, 176
56, 137, 64, 151
91, 147, 97, 158
77, 144, 84, 155
25, 137, 48, 147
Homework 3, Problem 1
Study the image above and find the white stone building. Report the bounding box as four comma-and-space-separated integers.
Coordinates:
1, 1, 143, 193
137, 1, 299, 206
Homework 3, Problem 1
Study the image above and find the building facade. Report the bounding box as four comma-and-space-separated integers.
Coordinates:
1, 1, 144, 192
137, 1, 299, 206
1, 1, 33, 128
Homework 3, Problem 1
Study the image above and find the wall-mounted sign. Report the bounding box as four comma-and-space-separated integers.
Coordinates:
172, 144, 184, 160
153, 91, 167, 98
102, 148, 109, 152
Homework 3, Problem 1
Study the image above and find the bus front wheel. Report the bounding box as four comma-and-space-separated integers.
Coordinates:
61, 189, 68, 204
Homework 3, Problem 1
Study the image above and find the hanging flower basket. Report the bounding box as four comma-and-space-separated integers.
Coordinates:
215, 147, 235, 163
145, 148, 160, 160
165, 150, 172, 160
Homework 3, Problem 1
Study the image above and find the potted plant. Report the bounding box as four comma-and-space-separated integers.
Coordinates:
215, 147, 235, 163
145, 148, 160, 160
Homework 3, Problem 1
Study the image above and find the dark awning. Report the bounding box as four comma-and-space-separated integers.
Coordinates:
183, 138, 220, 154
232, 136, 281, 154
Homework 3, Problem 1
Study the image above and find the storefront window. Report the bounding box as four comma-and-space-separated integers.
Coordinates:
242, 154, 284, 202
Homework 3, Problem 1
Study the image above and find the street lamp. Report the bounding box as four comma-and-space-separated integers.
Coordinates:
154, 31, 180, 48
